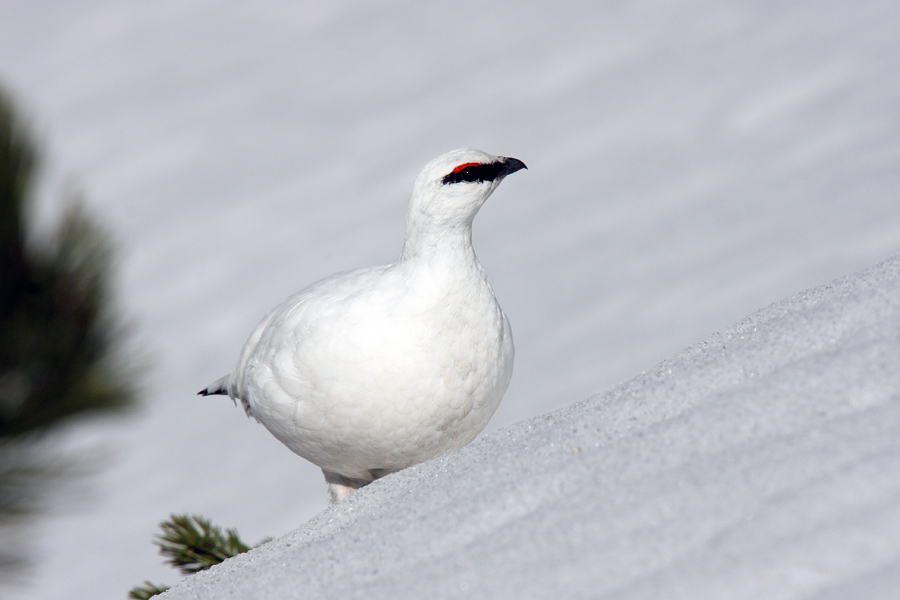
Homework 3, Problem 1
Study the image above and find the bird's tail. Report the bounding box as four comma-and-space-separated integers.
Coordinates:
198, 375, 231, 397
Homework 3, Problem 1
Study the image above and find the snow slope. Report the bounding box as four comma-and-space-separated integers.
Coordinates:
0, 1, 898, 598
162, 254, 900, 599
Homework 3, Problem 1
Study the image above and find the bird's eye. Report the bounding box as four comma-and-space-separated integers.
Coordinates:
443, 162, 485, 185
458, 167, 479, 181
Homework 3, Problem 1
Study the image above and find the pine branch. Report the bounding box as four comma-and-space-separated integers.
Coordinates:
130, 513, 267, 596
128, 581, 169, 599
0, 82, 138, 573
156, 514, 253, 575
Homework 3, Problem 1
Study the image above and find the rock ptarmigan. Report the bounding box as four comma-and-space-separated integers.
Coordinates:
200, 149, 526, 501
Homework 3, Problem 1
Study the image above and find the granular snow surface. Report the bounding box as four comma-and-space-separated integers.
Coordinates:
163, 255, 900, 599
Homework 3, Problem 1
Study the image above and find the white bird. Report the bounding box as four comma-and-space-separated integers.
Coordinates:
200, 149, 526, 502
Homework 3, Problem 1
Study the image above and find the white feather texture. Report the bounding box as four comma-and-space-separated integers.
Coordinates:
213, 149, 524, 499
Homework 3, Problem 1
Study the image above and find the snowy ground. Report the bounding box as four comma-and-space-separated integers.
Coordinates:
0, 1, 898, 598
163, 254, 900, 600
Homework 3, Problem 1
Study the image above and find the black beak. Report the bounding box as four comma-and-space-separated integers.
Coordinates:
499, 156, 527, 177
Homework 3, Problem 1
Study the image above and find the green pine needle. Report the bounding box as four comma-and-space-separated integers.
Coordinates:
127, 581, 170, 599
130, 513, 267, 596
156, 514, 253, 575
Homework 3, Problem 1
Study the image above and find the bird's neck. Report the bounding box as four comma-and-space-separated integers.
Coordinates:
399, 219, 477, 266
397, 220, 490, 309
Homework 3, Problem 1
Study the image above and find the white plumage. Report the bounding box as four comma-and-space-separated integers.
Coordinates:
201, 149, 526, 501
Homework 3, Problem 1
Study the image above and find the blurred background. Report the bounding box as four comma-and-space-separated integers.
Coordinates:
0, 1, 898, 597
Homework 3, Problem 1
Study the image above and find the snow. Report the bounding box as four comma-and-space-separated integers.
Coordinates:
161, 254, 900, 599
0, 1, 898, 598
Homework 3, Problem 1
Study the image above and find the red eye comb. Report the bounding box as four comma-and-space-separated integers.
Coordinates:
450, 162, 481, 174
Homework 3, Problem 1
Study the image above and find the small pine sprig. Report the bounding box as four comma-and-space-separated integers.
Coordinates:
129, 513, 267, 598
156, 514, 253, 575
128, 581, 169, 599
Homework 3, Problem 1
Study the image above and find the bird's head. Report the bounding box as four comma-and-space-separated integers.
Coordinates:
407, 149, 527, 229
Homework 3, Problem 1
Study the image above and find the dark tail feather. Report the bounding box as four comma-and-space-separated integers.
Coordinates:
198, 375, 230, 396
